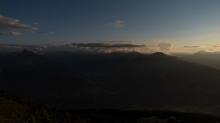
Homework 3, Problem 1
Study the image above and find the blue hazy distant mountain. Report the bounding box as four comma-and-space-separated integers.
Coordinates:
173, 50, 220, 70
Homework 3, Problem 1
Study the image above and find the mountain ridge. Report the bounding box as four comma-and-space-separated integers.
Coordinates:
1, 50, 220, 112
0, 49, 71, 75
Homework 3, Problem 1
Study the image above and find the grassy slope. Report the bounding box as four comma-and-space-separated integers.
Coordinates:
0, 89, 59, 123
1, 88, 220, 123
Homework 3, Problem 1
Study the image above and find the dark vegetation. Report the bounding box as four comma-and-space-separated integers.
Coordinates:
0, 88, 69, 123
1, 88, 220, 123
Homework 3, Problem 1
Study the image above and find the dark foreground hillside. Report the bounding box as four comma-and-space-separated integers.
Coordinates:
1, 88, 220, 123
0, 89, 66, 123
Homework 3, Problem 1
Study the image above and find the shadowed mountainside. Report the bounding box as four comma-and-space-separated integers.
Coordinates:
0, 49, 71, 75
1, 50, 220, 113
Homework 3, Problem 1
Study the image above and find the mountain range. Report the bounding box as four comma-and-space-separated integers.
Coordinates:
1, 49, 220, 115
172, 50, 220, 70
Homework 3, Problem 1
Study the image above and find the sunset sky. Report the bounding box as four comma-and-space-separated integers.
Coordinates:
0, 0, 220, 53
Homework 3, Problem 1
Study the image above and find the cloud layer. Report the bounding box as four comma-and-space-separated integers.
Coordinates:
45, 31, 55, 34
0, 15, 54, 37
102, 20, 126, 28
0, 31, 21, 36
183, 46, 201, 48
0, 14, 38, 36
0, 15, 37, 31
0, 41, 174, 54
157, 42, 173, 52
72, 42, 145, 48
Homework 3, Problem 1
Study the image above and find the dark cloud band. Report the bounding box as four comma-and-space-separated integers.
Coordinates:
72, 43, 145, 48
183, 46, 200, 48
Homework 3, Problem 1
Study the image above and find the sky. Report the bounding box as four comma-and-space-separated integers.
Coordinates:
0, 0, 220, 53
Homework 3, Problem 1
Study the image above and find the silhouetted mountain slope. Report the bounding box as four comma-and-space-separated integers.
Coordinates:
0, 49, 71, 75
176, 51, 220, 70
0, 70, 104, 109
46, 51, 149, 73
43, 52, 220, 110
108, 53, 220, 107
2, 51, 220, 111
1, 71, 93, 95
